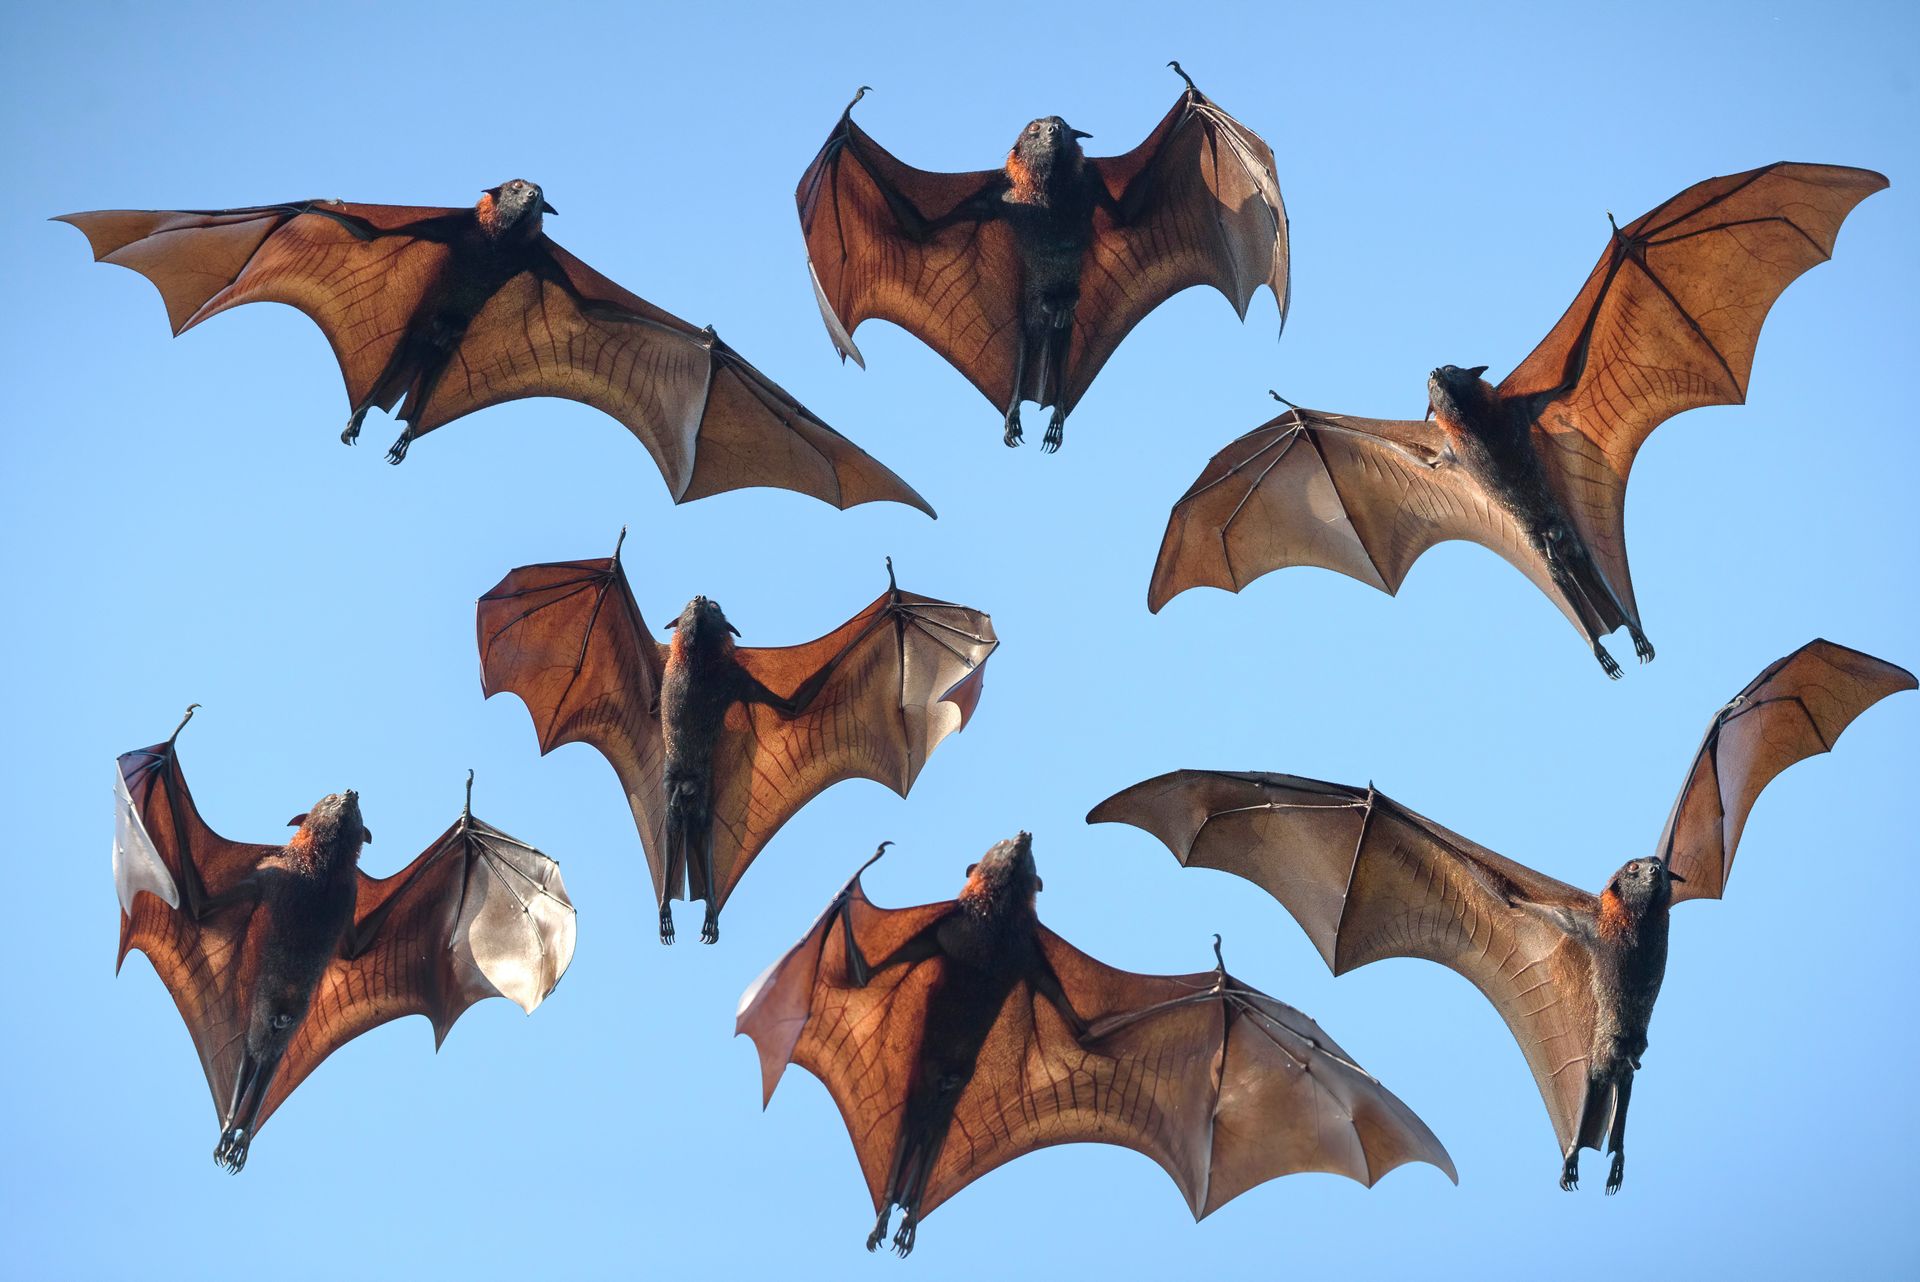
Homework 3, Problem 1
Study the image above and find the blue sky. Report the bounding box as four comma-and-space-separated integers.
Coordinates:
3, 1, 1915, 1277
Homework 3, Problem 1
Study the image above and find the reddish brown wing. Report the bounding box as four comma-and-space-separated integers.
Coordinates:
114, 721, 280, 1117
57, 202, 463, 415
1496, 163, 1887, 624
1147, 405, 1574, 627
704, 584, 997, 910
1659, 640, 1914, 903
1091, 770, 1602, 1153
797, 98, 1023, 408
477, 546, 672, 904
1068, 87, 1289, 412
259, 810, 575, 1125
418, 242, 930, 513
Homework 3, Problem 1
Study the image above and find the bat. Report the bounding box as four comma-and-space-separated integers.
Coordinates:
798, 61, 1288, 453
1090, 639, 1913, 1191
57, 181, 931, 514
737, 833, 1454, 1256
1147, 162, 1886, 677
113, 706, 576, 1172
478, 534, 997, 944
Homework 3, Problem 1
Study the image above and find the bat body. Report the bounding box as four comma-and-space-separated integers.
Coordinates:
479, 539, 996, 943
1149, 163, 1887, 676
799, 63, 1288, 452
738, 834, 1453, 1256
114, 708, 576, 1171
1092, 640, 1913, 1190
59, 181, 929, 513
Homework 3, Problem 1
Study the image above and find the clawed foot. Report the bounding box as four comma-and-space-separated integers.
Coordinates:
1594, 642, 1622, 680
1559, 1151, 1579, 1192
700, 914, 719, 945
340, 408, 367, 446
1631, 629, 1655, 664
1002, 409, 1023, 448
1041, 410, 1065, 454
213, 1126, 251, 1174
866, 1207, 891, 1252
1606, 1151, 1624, 1195
658, 907, 675, 946
385, 431, 413, 465
892, 1217, 917, 1257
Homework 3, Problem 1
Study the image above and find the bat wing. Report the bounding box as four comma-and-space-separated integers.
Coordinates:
702, 579, 997, 910
738, 869, 1451, 1225
258, 803, 575, 1127
477, 545, 672, 902
796, 97, 1023, 407
1091, 770, 1603, 1152
1147, 406, 1566, 624
1496, 163, 1887, 623
1068, 84, 1289, 412
1659, 639, 1914, 903
57, 202, 465, 413
114, 717, 281, 1117
416, 241, 931, 513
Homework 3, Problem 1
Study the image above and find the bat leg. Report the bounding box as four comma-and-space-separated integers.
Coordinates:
698, 822, 719, 944
700, 903, 720, 945
1559, 1148, 1580, 1192
865, 1204, 894, 1253
1038, 310, 1072, 454
385, 428, 415, 465
1629, 626, 1655, 665
1592, 640, 1622, 680
341, 406, 368, 446
1605, 1076, 1633, 1195
658, 901, 675, 946
1003, 331, 1031, 448
1042, 404, 1067, 454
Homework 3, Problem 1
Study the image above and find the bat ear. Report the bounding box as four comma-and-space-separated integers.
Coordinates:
1070, 129, 1093, 140
664, 617, 679, 629
726, 622, 741, 637
1466, 365, 1489, 379
1664, 865, 1685, 882
361, 826, 374, 845
965, 863, 978, 876
541, 199, 558, 215
1035, 876, 1044, 891
287, 813, 308, 828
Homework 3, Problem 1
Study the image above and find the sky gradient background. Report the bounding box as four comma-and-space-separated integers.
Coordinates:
3, 1, 1916, 1277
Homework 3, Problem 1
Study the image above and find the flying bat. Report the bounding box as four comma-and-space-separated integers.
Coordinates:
113, 707, 576, 1172
737, 833, 1453, 1256
478, 536, 996, 944
1147, 162, 1886, 677
58, 182, 930, 514
1091, 639, 1913, 1191
798, 62, 1288, 452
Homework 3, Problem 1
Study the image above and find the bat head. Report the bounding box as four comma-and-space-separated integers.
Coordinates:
1425, 364, 1493, 423
284, 790, 372, 871
960, 830, 1043, 913
1008, 117, 1091, 181
477, 179, 555, 240
669, 595, 742, 649
1604, 857, 1682, 914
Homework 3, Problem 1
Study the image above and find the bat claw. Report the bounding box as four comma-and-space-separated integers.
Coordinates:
1041, 413, 1065, 454
385, 431, 413, 465
341, 408, 366, 445
1559, 1152, 1579, 1191
213, 1126, 251, 1174
700, 916, 720, 945
658, 907, 676, 946
1606, 1151, 1624, 1194
1003, 411, 1024, 448
1594, 642, 1622, 680
1631, 630, 1655, 664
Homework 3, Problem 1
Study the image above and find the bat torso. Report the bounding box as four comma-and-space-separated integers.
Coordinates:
1586, 890, 1671, 1078
659, 623, 747, 794
243, 852, 358, 1018
999, 137, 1100, 317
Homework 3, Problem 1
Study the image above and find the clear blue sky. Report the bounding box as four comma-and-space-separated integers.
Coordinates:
4, 1, 1915, 1277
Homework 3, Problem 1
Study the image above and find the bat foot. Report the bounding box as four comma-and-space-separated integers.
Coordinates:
1002, 410, 1024, 448
340, 408, 367, 445
213, 1126, 251, 1174
1041, 410, 1065, 454
658, 906, 675, 946
700, 914, 719, 945
1630, 629, 1655, 664
1594, 642, 1622, 680
891, 1217, 917, 1257
385, 431, 413, 465
866, 1206, 892, 1252
1559, 1151, 1579, 1191
1606, 1151, 1624, 1195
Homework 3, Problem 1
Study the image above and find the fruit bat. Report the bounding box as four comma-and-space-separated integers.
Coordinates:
1147, 163, 1886, 677
113, 707, 576, 1172
1090, 639, 1913, 1192
737, 833, 1453, 1256
798, 62, 1288, 452
57, 182, 930, 514
478, 535, 997, 944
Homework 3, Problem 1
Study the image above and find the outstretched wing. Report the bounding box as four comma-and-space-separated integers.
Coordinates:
1148, 405, 1575, 625
796, 93, 1022, 409
1496, 163, 1887, 623
1091, 770, 1602, 1152
57, 202, 465, 414
259, 806, 575, 1126
1659, 639, 1914, 903
1067, 82, 1289, 412
703, 580, 997, 909
477, 544, 672, 902
417, 241, 931, 513
114, 716, 279, 1117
